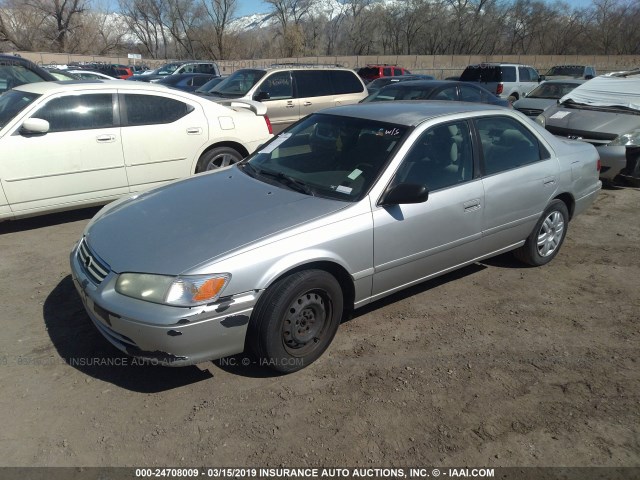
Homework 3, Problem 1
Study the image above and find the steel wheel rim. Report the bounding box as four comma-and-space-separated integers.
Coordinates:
282, 290, 332, 356
537, 211, 564, 257
206, 153, 235, 170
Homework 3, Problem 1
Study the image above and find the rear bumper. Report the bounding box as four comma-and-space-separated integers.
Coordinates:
574, 181, 602, 217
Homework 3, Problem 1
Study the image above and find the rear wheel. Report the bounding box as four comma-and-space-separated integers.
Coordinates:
514, 199, 569, 266
247, 270, 343, 373
196, 146, 243, 172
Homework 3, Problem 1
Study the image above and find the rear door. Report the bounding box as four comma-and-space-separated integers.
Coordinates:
119, 91, 208, 191
329, 70, 367, 105
0, 91, 128, 214
294, 70, 334, 120
476, 115, 559, 253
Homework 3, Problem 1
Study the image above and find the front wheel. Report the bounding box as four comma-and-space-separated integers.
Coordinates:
514, 199, 569, 266
247, 270, 344, 373
196, 146, 243, 173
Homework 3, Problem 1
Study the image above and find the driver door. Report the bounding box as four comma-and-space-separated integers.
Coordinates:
255, 71, 299, 133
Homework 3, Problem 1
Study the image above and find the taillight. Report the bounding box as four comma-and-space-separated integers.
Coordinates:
496, 83, 503, 95
264, 115, 273, 135
597, 158, 601, 171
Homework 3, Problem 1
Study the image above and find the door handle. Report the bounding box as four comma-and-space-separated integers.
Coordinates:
286, 101, 295, 108
543, 176, 556, 186
463, 199, 481, 212
186, 127, 202, 135
96, 134, 115, 143
303, 101, 312, 106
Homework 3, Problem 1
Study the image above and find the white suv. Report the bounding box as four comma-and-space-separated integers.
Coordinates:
460, 63, 541, 102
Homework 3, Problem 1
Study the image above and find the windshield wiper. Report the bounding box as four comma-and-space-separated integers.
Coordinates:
253, 167, 315, 196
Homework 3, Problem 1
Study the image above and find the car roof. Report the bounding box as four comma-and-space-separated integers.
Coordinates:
467, 62, 532, 67
541, 79, 586, 85
13, 79, 183, 94
233, 66, 357, 74
320, 101, 506, 126
378, 80, 462, 88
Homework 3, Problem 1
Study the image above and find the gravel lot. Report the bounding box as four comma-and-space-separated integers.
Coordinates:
0, 187, 638, 468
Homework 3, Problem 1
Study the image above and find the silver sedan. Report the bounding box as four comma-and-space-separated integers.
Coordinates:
70, 102, 601, 373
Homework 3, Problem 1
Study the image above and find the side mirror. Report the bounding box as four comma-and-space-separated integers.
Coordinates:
21, 118, 50, 134
254, 91, 270, 102
585, 75, 594, 80
538, 75, 545, 82
380, 183, 429, 206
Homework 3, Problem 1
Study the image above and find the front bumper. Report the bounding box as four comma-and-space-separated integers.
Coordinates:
70, 241, 260, 366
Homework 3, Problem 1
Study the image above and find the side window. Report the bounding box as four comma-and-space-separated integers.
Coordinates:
460, 85, 483, 103
124, 94, 193, 126
192, 76, 211, 87
394, 120, 474, 191
518, 66, 531, 82
433, 86, 457, 101
258, 71, 293, 100
294, 70, 332, 98
34, 94, 114, 133
528, 68, 539, 82
330, 70, 364, 94
476, 116, 547, 176
383, 67, 392, 76
501, 66, 516, 82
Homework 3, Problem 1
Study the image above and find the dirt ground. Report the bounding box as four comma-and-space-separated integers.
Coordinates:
0, 187, 638, 470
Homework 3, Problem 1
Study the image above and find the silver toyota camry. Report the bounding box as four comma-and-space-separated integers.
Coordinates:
70, 102, 602, 373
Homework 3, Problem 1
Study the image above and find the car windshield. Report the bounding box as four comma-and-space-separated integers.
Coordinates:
0, 90, 40, 129
243, 113, 408, 201
0, 64, 48, 94
153, 63, 181, 75
210, 69, 266, 97
196, 77, 226, 93
527, 82, 580, 99
545, 66, 584, 76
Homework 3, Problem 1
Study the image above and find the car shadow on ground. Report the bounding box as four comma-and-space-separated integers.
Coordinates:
43, 275, 213, 393
0, 206, 101, 234
213, 263, 488, 379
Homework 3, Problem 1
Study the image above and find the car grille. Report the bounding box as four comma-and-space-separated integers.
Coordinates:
516, 107, 543, 117
77, 238, 110, 284
546, 125, 617, 145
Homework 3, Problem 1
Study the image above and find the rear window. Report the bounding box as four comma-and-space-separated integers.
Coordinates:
330, 70, 364, 94
502, 66, 516, 82
460, 65, 501, 82
358, 67, 379, 78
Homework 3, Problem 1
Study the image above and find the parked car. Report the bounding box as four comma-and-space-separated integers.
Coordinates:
536, 74, 640, 186
0, 54, 55, 94
156, 73, 218, 92
357, 64, 411, 83
70, 102, 601, 373
205, 66, 367, 133
460, 63, 541, 102
365, 74, 436, 94
543, 65, 596, 80
130, 61, 220, 83
194, 76, 227, 95
68, 70, 119, 80
43, 68, 80, 81
0, 80, 273, 220
513, 79, 586, 117
79, 64, 133, 79
361, 80, 511, 107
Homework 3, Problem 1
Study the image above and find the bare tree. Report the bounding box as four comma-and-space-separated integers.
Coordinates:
200, 0, 236, 59
23, 0, 87, 51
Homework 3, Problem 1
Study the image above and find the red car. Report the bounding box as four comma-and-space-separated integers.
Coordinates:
357, 64, 411, 83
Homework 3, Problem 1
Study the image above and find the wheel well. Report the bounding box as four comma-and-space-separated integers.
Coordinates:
200, 141, 249, 161
269, 261, 356, 312
554, 192, 575, 219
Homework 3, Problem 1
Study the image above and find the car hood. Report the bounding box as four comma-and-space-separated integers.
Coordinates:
85, 167, 348, 275
544, 105, 640, 135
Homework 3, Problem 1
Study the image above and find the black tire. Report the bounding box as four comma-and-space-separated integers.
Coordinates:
514, 199, 569, 266
195, 146, 243, 173
247, 270, 344, 373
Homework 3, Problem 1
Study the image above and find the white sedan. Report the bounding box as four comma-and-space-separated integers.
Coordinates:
0, 80, 273, 220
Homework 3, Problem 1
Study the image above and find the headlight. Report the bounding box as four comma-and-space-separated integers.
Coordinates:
116, 273, 231, 306
608, 128, 640, 146
535, 114, 545, 128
